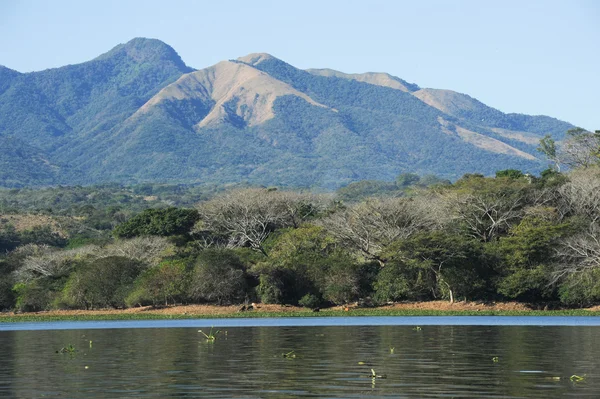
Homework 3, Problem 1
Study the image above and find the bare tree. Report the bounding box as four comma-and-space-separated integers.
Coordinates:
103, 236, 174, 266
538, 128, 600, 171
195, 189, 325, 255
551, 224, 600, 285
441, 185, 528, 242
15, 245, 97, 282
556, 167, 600, 224
319, 197, 439, 265
14, 237, 173, 283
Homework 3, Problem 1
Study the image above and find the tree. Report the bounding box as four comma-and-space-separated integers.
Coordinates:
552, 224, 600, 286
196, 189, 324, 255
441, 175, 531, 242
495, 169, 525, 180
253, 225, 360, 305
126, 260, 188, 307
396, 173, 421, 187
189, 249, 248, 304
386, 232, 489, 303
60, 256, 143, 309
372, 260, 412, 303
113, 207, 199, 238
538, 128, 600, 171
14, 237, 173, 283
491, 209, 568, 301
538, 134, 560, 171
319, 197, 440, 265
556, 167, 600, 224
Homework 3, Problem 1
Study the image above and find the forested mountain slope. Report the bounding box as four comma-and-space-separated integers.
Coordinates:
0, 39, 574, 188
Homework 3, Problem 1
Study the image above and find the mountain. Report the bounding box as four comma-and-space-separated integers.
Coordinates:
0, 39, 574, 188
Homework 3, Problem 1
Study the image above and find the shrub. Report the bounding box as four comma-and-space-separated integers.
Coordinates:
60, 256, 143, 309
189, 249, 248, 304
126, 260, 189, 307
373, 261, 411, 304
298, 293, 321, 308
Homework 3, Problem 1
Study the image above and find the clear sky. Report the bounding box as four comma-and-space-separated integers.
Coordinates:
1, 0, 598, 130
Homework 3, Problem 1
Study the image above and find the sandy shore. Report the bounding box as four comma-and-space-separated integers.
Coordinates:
2, 300, 585, 319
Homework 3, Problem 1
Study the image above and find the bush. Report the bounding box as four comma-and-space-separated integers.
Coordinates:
298, 293, 321, 308
0, 276, 15, 310
60, 256, 143, 309
373, 261, 411, 304
256, 273, 284, 304
13, 280, 61, 312
126, 260, 189, 307
321, 256, 361, 305
189, 249, 248, 304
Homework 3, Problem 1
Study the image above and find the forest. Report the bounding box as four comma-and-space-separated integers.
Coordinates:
0, 129, 599, 312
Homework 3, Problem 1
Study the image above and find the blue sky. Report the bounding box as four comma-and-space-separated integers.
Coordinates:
1, 0, 598, 130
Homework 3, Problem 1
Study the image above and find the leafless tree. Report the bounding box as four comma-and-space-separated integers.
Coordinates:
551, 224, 600, 285
195, 188, 326, 255
556, 167, 600, 224
441, 187, 527, 242
15, 245, 97, 282
538, 128, 600, 171
14, 237, 173, 282
560, 129, 600, 170
103, 236, 174, 266
319, 197, 440, 264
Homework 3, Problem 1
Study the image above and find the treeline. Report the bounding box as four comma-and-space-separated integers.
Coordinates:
1, 163, 600, 312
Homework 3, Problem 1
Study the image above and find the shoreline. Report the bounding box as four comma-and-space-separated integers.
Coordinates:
1, 301, 599, 322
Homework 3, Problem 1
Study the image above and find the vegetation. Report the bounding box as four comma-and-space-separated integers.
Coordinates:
1, 146, 600, 312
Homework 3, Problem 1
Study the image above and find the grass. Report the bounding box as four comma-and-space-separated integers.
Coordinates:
0, 308, 598, 323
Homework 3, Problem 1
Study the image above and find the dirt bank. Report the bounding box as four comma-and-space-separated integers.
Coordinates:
1, 300, 572, 319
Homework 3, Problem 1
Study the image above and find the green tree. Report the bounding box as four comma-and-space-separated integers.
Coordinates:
386, 232, 490, 303
372, 259, 414, 303
126, 260, 189, 307
60, 256, 143, 309
396, 173, 421, 187
491, 210, 568, 301
113, 207, 199, 238
495, 169, 525, 180
189, 249, 248, 304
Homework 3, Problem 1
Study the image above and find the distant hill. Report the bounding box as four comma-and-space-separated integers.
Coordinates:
0, 38, 574, 188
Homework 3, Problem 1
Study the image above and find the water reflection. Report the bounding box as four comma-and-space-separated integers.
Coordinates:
0, 325, 597, 398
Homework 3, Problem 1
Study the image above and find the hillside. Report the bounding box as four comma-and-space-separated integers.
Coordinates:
0, 38, 574, 188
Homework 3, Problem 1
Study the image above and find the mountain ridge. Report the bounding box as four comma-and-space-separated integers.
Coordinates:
0, 38, 575, 188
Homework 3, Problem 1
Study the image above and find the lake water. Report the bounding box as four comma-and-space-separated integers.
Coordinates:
0, 317, 598, 398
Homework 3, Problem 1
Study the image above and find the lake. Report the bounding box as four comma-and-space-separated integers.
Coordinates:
0, 317, 598, 398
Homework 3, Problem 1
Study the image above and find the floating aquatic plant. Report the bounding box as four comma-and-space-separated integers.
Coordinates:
369, 368, 387, 379
198, 326, 220, 342
492, 356, 499, 362
570, 374, 586, 382
56, 344, 77, 354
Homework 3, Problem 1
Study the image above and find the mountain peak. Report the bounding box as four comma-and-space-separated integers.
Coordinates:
236, 53, 279, 66
95, 37, 192, 72
138, 59, 329, 128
